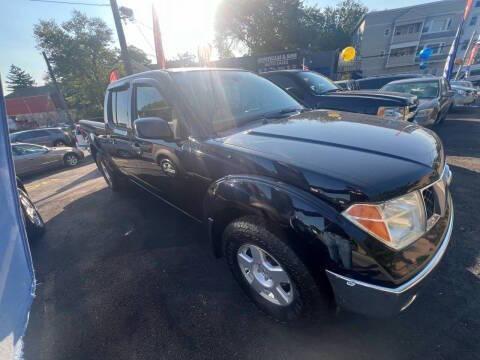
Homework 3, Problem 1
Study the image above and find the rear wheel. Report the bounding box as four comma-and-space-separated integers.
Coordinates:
223, 216, 330, 322
64, 153, 79, 167
18, 188, 45, 240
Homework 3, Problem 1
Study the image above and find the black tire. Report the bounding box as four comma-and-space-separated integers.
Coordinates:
18, 188, 45, 240
54, 140, 67, 147
223, 216, 330, 322
96, 154, 129, 192
63, 153, 80, 167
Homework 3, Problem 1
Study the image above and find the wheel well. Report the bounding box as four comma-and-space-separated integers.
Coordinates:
211, 207, 250, 258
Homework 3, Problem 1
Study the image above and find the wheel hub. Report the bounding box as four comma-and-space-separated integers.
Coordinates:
237, 244, 294, 306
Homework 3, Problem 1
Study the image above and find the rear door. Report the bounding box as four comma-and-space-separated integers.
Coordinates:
21, 130, 52, 146
12, 144, 52, 174
439, 78, 451, 115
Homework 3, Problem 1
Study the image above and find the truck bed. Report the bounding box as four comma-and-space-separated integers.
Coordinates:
78, 119, 106, 136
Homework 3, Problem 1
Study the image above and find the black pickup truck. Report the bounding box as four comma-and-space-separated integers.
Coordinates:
84, 68, 453, 321
262, 70, 418, 121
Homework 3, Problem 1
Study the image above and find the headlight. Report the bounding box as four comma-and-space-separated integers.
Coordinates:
343, 191, 426, 250
455, 89, 466, 96
416, 108, 434, 117
377, 106, 407, 120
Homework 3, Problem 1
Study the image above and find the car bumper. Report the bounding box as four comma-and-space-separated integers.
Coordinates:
326, 196, 454, 317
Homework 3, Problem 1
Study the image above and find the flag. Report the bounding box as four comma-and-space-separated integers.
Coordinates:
443, 0, 474, 80
152, 5, 166, 69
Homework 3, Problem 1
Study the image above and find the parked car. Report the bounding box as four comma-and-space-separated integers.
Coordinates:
381, 77, 454, 126
450, 80, 476, 90
10, 127, 76, 147
451, 85, 476, 106
16, 177, 45, 239
262, 70, 418, 121
86, 68, 453, 321
12, 143, 84, 177
338, 74, 430, 90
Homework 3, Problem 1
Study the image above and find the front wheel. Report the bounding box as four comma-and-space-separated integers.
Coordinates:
223, 216, 330, 322
64, 153, 80, 167
96, 155, 129, 192
18, 188, 45, 240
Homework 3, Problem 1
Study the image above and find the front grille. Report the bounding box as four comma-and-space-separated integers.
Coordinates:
422, 187, 435, 220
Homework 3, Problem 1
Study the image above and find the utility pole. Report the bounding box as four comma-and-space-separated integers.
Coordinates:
42, 51, 73, 124
110, 0, 133, 75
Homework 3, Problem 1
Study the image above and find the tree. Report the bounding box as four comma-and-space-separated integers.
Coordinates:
215, 0, 367, 57
34, 11, 118, 117
166, 52, 197, 68
6, 65, 36, 92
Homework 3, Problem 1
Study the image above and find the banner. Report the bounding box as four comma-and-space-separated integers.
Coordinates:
443, 0, 474, 80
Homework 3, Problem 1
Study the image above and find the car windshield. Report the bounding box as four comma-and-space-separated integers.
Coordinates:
172, 70, 302, 132
381, 80, 439, 99
297, 71, 339, 94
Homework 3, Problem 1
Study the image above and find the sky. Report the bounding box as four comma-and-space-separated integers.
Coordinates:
0, 0, 439, 89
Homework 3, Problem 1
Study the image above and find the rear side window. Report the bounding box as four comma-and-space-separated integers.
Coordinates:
16, 130, 48, 140
109, 88, 130, 128
135, 86, 174, 122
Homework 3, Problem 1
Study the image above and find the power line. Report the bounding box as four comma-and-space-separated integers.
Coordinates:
29, 0, 109, 6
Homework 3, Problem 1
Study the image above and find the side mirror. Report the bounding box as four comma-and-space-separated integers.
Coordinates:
135, 117, 173, 140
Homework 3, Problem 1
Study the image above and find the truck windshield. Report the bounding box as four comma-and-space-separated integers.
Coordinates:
297, 71, 339, 95
382, 80, 439, 99
172, 70, 302, 132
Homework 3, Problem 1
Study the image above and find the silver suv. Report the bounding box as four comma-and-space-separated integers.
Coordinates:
10, 128, 75, 147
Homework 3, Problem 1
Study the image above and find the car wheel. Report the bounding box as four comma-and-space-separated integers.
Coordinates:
64, 153, 80, 167
224, 216, 330, 322
54, 140, 67, 147
96, 155, 129, 192
18, 188, 45, 240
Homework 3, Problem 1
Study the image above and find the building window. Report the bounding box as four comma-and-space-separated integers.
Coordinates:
422, 18, 452, 33
418, 43, 445, 56
470, 16, 478, 26
393, 23, 421, 36
390, 46, 416, 57
476, 0, 480, 7
380, 50, 386, 57
462, 40, 469, 50
384, 28, 390, 36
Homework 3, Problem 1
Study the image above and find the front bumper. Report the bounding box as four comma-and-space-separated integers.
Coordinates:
326, 196, 454, 317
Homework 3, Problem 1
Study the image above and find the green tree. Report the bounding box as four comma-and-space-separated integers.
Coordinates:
6, 65, 36, 92
34, 11, 118, 117
166, 52, 197, 68
215, 0, 367, 57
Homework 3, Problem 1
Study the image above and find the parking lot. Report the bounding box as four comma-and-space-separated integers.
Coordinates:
22, 110, 480, 360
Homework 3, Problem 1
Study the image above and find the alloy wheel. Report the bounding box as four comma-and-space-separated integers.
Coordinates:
65, 155, 78, 166
19, 192, 43, 227
100, 160, 113, 187
237, 244, 294, 306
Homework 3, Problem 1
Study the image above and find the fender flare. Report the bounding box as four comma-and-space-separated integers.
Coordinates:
204, 175, 354, 273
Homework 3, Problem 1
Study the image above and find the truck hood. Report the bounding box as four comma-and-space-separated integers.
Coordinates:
332, 90, 418, 105
216, 110, 444, 207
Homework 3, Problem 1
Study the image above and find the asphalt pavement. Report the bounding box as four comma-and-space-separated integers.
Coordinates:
23, 110, 480, 360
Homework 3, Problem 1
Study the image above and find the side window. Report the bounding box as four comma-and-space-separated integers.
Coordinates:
267, 74, 304, 99
135, 86, 174, 122
108, 88, 130, 128
14, 144, 46, 155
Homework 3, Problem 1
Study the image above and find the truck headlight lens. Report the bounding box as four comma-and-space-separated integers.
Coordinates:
455, 89, 466, 96
377, 106, 406, 120
343, 192, 426, 250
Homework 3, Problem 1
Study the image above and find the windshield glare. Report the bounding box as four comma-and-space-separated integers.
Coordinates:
173, 71, 302, 132
381, 81, 439, 99
298, 71, 339, 94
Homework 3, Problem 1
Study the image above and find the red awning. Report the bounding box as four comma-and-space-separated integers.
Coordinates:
6, 95, 56, 116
